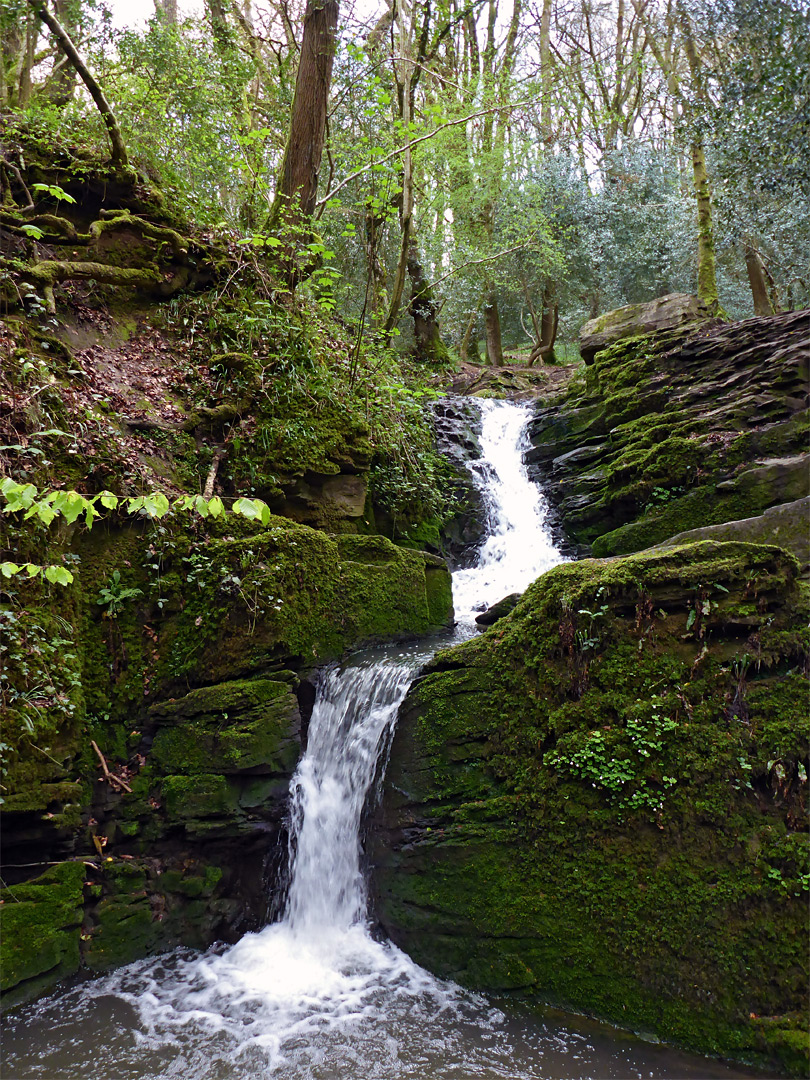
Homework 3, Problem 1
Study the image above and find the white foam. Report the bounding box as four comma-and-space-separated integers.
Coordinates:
452, 399, 566, 623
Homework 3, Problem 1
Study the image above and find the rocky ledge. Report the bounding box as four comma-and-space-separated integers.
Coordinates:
370, 541, 809, 1076
527, 309, 809, 559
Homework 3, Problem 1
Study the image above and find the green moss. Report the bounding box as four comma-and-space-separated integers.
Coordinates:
149, 678, 299, 776
84, 896, 159, 972
592, 482, 805, 557
161, 774, 237, 819
375, 542, 809, 1076
540, 319, 807, 554
0, 862, 85, 1006
157, 523, 451, 683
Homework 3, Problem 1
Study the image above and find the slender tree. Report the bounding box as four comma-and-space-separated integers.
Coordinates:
28, 0, 130, 167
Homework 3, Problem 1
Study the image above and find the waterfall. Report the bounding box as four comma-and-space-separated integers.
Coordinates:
8, 402, 742, 1078
452, 399, 564, 623
283, 660, 420, 936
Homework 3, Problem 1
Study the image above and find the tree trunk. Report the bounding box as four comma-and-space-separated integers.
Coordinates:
383, 0, 414, 337
527, 281, 559, 365
267, 0, 339, 237
691, 140, 719, 314
29, 0, 129, 168
364, 201, 387, 321
43, 0, 80, 105
744, 245, 775, 316
154, 0, 178, 23
407, 239, 445, 363
483, 290, 504, 366
539, 0, 553, 145
459, 304, 480, 361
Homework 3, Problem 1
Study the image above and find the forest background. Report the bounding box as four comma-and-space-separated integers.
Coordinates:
3, 0, 808, 368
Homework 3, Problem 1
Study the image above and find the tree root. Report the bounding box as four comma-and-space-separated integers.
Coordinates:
0, 211, 90, 243
2, 258, 162, 312
88, 209, 189, 260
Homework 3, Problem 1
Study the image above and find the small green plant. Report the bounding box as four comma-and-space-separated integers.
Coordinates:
31, 182, 76, 206
575, 587, 609, 651
96, 571, 143, 618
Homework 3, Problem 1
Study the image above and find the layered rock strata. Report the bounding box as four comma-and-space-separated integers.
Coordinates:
527, 310, 809, 559
371, 541, 809, 1076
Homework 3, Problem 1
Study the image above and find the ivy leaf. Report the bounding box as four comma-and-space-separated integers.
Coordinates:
0, 561, 21, 578
207, 496, 224, 518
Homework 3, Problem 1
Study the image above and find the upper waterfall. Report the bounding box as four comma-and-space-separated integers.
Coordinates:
452, 399, 565, 623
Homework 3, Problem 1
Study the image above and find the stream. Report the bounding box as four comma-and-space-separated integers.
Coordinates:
3, 401, 763, 1080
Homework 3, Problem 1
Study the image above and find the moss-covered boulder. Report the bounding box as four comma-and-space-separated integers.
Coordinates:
0, 862, 86, 1009
579, 293, 712, 364
371, 541, 809, 1077
529, 310, 809, 557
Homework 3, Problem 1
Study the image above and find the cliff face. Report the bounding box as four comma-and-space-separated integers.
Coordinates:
1, 518, 453, 1008
526, 310, 809, 560
371, 308, 810, 1077
371, 542, 809, 1075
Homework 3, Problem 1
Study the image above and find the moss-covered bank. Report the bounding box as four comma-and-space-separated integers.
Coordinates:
527, 311, 809, 558
371, 541, 809, 1077
1, 514, 453, 1008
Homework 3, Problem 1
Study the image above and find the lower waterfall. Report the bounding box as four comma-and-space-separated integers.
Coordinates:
2, 401, 754, 1080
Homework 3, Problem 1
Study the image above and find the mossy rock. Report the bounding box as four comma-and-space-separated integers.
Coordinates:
372, 541, 809, 1076
0, 862, 85, 1008
148, 678, 300, 776
153, 520, 453, 685
529, 312, 809, 557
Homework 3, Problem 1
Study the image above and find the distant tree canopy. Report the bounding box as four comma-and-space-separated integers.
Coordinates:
2, 0, 808, 359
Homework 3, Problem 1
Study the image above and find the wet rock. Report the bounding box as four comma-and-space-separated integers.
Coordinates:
431, 397, 487, 567
475, 592, 522, 626
370, 541, 810, 1077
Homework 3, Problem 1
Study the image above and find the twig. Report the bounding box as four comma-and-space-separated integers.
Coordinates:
90, 739, 132, 792
316, 98, 541, 208
203, 447, 225, 499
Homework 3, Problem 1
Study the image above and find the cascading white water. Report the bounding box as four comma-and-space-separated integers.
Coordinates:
283, 660, 421, 935
3, 402, 751, 1080
453, 399, 564, 623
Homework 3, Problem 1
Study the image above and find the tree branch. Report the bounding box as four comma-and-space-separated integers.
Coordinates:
316, 98, 541, 208
28, 0, 130, 168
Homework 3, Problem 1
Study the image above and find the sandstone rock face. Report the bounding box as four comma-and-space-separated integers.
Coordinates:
0, 517, 454, 1008
371, 542, 809, 1076
578, 293, 713, 364
659, 497, 810, 570
528, 310, 810, 558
